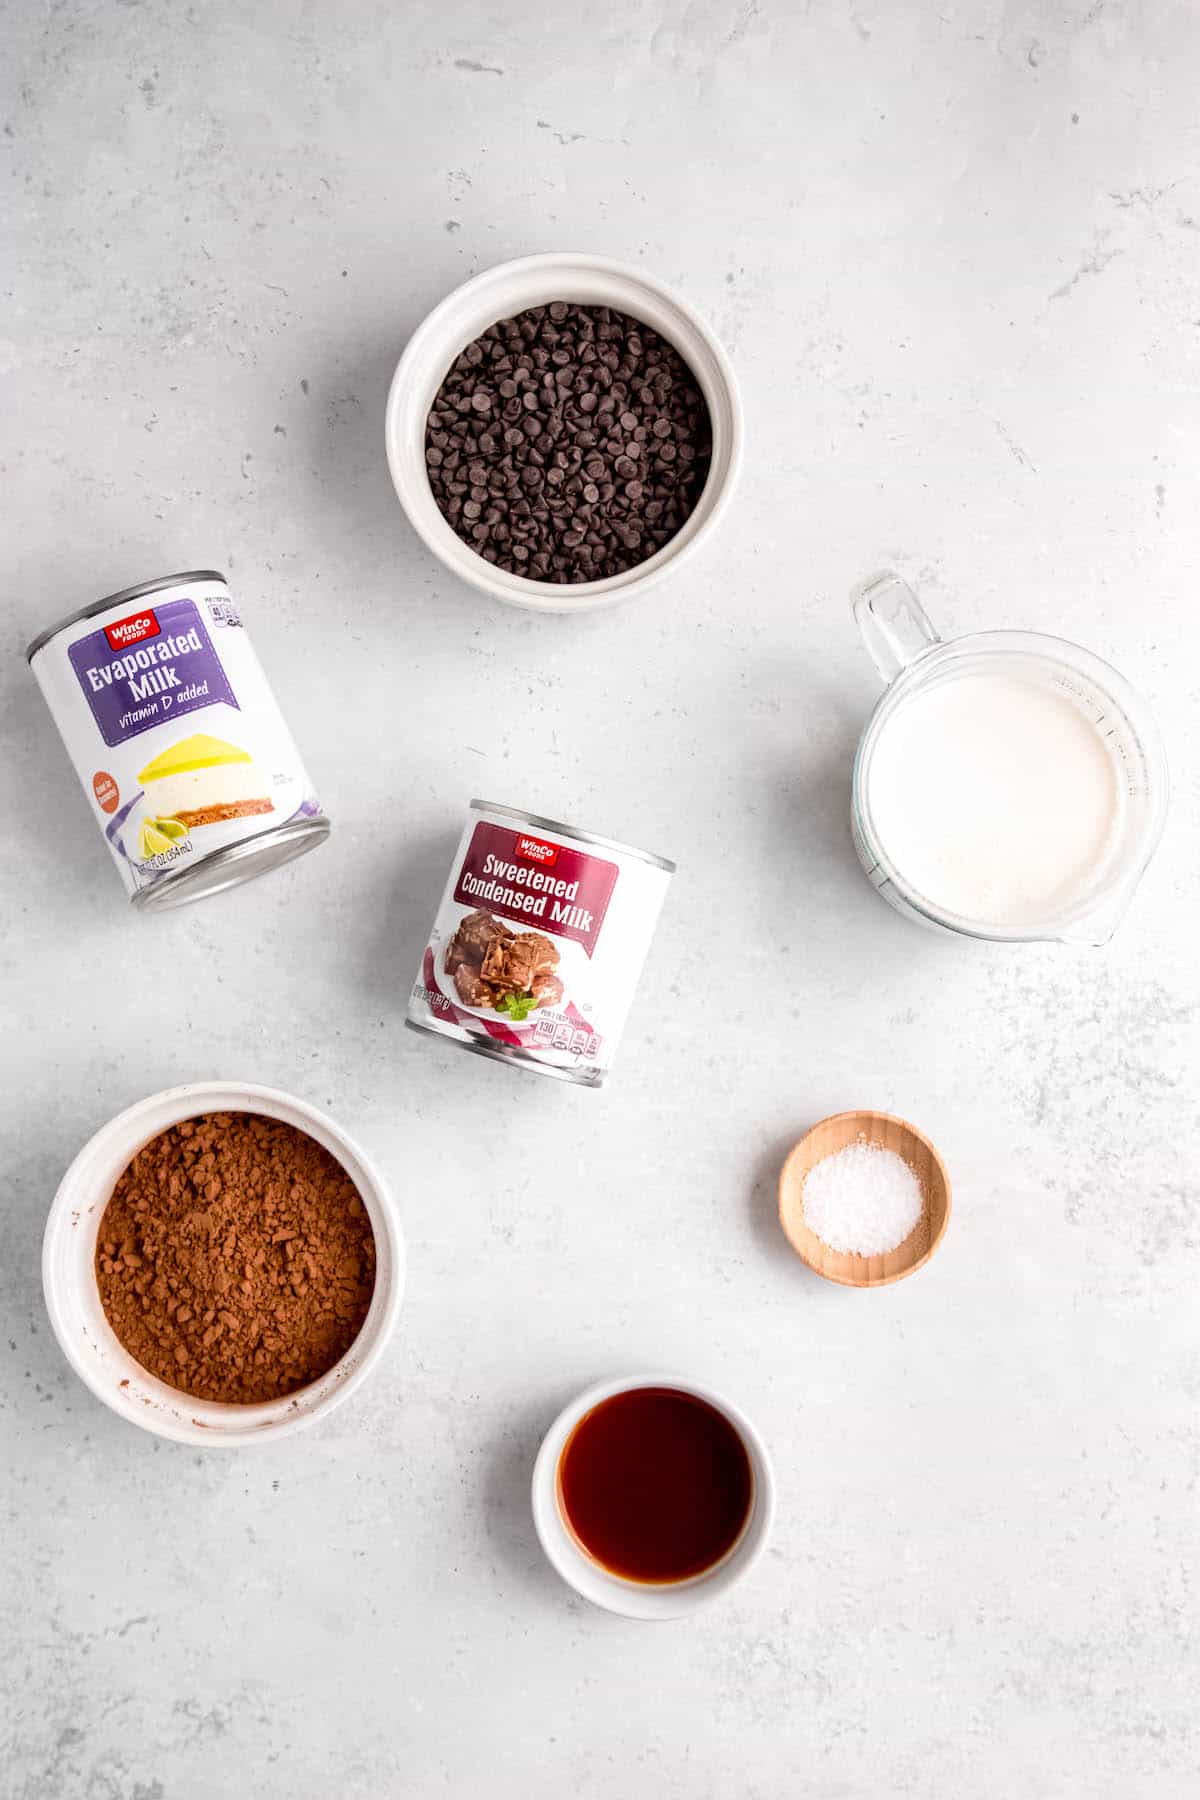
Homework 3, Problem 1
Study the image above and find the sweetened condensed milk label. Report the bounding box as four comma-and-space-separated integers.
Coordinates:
452, 821, 618, 952
409, 802, 674, 1088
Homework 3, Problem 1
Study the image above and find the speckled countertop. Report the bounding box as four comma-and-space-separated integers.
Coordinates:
3, 3, 1199, 1796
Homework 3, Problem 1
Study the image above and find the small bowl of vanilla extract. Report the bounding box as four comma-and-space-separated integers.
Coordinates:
531, 1374, 775, 1619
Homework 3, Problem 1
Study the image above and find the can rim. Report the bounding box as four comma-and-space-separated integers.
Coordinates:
131, 815, 330, 912
25, 570, 227, 663
404, 1015, 605, 1087
469, 799, 676, 873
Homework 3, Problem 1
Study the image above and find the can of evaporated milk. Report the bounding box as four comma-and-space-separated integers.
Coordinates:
26, 570, 329, 910
408, 800, 675, 1087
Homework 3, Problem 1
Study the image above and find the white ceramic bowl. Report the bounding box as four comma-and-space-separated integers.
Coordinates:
42, 1082, 404, 1446
531, 1373, 775, 1619
385, 253, 743, 612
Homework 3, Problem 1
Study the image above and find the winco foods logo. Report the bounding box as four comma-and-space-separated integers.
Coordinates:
103, 609, 161, 652
516, 835, 559, 868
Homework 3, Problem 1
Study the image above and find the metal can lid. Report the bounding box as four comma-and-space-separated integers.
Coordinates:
131, 816, 331, 912
470, 799, 676, 874
25, 570, 228, 664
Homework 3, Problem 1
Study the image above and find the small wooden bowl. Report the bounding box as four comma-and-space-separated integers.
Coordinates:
778, 1111, 951, 1288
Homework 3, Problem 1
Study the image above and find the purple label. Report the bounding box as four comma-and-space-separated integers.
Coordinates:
68, 598, 238, 747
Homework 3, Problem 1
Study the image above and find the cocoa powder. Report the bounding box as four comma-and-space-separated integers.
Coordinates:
95, 1111, 376, 1404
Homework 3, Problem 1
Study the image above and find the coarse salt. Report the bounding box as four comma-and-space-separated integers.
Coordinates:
801, 1139, 923, 1256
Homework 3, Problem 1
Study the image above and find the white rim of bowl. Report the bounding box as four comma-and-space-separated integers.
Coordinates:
385, 252, 744, 612
530, 1372, 775, 1619
41, 1082, 404, 1447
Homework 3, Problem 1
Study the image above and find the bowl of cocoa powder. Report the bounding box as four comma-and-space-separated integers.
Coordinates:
42, 1083, 404, 1444
386, 253, 742, 611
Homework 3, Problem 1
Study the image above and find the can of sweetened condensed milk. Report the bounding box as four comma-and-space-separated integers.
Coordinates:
27, 570, 329, 910
407, 801, 675, 1087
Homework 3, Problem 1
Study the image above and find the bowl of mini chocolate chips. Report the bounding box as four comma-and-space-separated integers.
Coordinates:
42, 1083, 404, 1445
386, 253, 742, 610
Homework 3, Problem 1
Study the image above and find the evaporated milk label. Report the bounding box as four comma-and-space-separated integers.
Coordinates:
29, 574, 324, 905
69, 599, 238, 747
409, 803, 674, 1086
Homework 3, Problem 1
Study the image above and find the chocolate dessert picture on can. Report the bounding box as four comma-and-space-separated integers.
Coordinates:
444, 910, 566, 1021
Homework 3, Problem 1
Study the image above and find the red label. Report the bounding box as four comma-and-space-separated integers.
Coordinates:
516, 834, 559, 868
453, 821, 618, 957
103, 608, 160, 651
92, 770, 119, 814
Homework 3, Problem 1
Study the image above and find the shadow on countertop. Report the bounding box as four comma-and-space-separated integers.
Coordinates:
481, 1388, 589, 1613
352, 823, 462, 1017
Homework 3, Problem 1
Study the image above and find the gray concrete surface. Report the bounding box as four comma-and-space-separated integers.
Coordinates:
3, 1, 1199, 1795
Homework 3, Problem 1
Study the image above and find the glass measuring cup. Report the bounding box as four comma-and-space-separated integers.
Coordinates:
850, 573, 1168, 944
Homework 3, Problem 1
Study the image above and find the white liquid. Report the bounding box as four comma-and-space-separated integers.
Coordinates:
867, 671, 1121, 925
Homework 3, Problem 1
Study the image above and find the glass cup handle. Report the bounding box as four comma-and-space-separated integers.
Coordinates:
852, 572, 941, 683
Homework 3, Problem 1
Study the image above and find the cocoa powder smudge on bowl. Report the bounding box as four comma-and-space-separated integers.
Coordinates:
424, 301, 713, 584
94, 1112, 376, 1405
